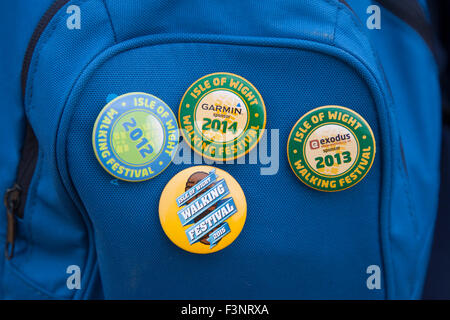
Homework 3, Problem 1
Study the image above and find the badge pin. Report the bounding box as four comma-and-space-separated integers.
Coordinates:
92, 92, 179, 182
179, 73, 266, 161
159, 166, 247, 254
287, 106, 376, 192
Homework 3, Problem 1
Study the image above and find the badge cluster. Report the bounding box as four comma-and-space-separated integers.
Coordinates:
92, 73, 376, 253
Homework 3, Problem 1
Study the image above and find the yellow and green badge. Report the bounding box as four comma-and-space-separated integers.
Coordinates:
287, 106, 376, 192
92, 92, 179, 182
179, 73, 266, 161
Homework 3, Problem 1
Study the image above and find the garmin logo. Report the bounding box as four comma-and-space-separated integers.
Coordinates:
201, 103, 242, 115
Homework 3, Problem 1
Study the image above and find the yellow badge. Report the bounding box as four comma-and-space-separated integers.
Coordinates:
159, 166, 247, 254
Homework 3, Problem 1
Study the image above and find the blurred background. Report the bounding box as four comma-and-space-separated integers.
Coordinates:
422, 0, 450, 300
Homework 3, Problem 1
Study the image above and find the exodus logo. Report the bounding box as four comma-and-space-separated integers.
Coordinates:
310, 133, 352, 150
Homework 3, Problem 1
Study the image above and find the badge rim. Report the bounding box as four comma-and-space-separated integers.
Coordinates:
178, 72, 267, 161
287, 105, 376, 192
92, 92, 179, 182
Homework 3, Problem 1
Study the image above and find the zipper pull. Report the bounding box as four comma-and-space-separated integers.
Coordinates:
4, 184, 22, 260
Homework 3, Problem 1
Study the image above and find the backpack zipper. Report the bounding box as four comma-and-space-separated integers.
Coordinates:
3, 123, 39, 259
4, 0, 70, 259
21, 0, 71, 96
4, 184, 21, 260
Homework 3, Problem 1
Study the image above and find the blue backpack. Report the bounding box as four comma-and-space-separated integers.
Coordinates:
0, 0, 441, 299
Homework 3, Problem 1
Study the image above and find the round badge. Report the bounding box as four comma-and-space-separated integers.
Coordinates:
287, 106, 376, 192
179, 73, 266, 161
92, 92, 179, 182
159, 166, 247, 254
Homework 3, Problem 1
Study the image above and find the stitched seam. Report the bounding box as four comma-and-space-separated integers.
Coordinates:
333, 2, 340, 46
23, 151, 42, 265
101, 0, 117, 43
400, 157, 417, 235
24, 0, 94, 300
27, 0, 91, 111
26, 150, 43, 265
332, 2, 393, 299
7, 261, 56, 299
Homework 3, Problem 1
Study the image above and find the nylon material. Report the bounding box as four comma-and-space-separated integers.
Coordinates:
368, 8, 440, 299
3, 263, 54, 299
0, 0, 55, 299
372, 9, 440, 215
64, 43, 383, 299
335, 6, 396, 297
346, 0, 441, 299
9, 152, 87, 298
105, 0, 338, 44
334, 4, 387, 90
26, 0, 115, 119
16, 0, 116, 299
5, 0, 439, 300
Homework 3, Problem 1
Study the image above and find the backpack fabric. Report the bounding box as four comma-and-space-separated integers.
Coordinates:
0, 0, 441, 299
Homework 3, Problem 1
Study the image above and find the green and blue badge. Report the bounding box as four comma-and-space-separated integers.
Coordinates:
287, 105, 376, 192
92, 92, 179, 182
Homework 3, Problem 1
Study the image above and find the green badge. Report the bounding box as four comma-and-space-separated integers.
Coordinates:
287, 106, 376, 192
92, 92, 179, 182
179, 73, 266, 161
